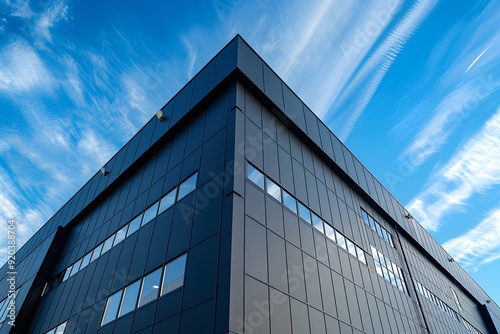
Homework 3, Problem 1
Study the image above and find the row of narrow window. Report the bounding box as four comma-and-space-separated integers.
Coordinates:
414, 280, 482, 334
41, 173, 198, 297
44, 321, 66, 334
246, 162, 367, 265
371, 246, 408, 294
101, 254, 187, 326
361, 209, 394, 247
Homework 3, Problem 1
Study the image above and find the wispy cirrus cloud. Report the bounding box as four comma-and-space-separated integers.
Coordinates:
326, 0, 437, 140
0, 40, 54, 92
396, 1, 500, 167
444, 206, 500, 270
408, 107, 500, 231
35, 0, 69, 43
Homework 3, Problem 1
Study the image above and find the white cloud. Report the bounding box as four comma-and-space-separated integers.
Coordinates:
35, 0, 69, 43
8, 0, 33, 19
62, 55, 85, 105
328, 0, 437, 140
408, 107, 500, 231
0, 40, 54, 92
444, 207, 500, 269
397, 2, 500, 166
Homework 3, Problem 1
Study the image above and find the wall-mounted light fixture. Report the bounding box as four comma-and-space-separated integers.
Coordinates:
156, 110, 165, 121
448, 257, 454, 263
100, 166, 108, 176
405, 213, 413, 219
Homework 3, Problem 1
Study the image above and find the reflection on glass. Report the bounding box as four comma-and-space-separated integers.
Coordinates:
177, 173, 198, 200
127, 214, 142, 237
312, 213, 324, 233
246, 163, 265, 189
138, 268, 162, 307
118, 280, 141, 317
159, 187, 177, 214
298, 203, 311, 224
266, 178, 281, 202
101, 235, 115, 254
91, 244, 103, 263
335, 231, 346, 250
283, 191, 297, 213
142, 202, 159, 226
324, 223, 335, 242
161, 254, 187, 296
101, 290, 123, 325
113, 225, 128, 246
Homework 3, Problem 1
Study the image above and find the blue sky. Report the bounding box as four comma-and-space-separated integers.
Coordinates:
0, 0, 499, 303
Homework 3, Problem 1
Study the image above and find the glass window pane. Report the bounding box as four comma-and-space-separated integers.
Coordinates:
113, 225, 128, 247
80, 253, 92, 270
368, 216, 376, 230
62, 266, 72, 281
324, 223, 335, 242
118, 280, 141, 317
161, 254, 187, 296
361, 210, 369, 225
346, 240, 356, 257
283, 191, 297, 214
46, 329, 56, 334
91, 243, 104, 263
55, 322, 66, 334
356, 246, 366, 264
70, 259, 82, 277
159, 187, 177, 214
298, 203, 311, 224
101, 290, 123, 326
374, 261, 383, 276
142, 202, 159, 226
335, 231, 346, 250
127, 214, 142, 237
101, 235, 115, 254
138, 268, 162, 307
312, 213, 324, 233
266, 178, 282, 202
177, 173, 198, 200
246, 163, 264, 190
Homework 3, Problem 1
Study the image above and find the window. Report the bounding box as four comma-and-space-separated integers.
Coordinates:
451, 288, 462, 310
91, 244, 104, 263
138, 268, 162, 307
177, 173, 198, 200
361, 208, 394, 247
80, 252, 92, 270
283, 191, 297, 213
336, 231, 346, 250
298, 203, 311, 224
142, 202, 159, 226
266, 178, 281, 202
118, 280, 141, 317
312, 213, 324, 233
324, 223, 335, 242
161, 254, 187, 296
246, 163, 264, 189
158, 187, 177, 214
62, 266, 72, 281
45, 321, 67, 334
356, 246, 366, 264
346, 239, 357, 257
127, 214, 142, 237
70, 259, 82, 277
113, 225, 128, 246
101, 235, 115, 254
55, 322, 66, 334
370, 246, 407, 293
101, 290, 123, 326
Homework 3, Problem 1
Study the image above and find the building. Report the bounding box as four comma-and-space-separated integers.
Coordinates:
0, 35, 499, 334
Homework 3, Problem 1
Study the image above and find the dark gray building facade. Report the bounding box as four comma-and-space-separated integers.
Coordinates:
0, 36, 499, 334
